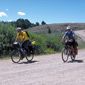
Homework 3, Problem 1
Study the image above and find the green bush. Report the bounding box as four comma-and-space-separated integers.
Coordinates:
30, 32, 63, 54
0, 22, 16, 55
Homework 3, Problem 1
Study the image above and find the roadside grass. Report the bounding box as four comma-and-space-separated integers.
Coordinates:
30, 32, 63, 54
78, 41, 85, 49
77, 35, 85, 49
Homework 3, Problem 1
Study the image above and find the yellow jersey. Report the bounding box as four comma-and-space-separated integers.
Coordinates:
16, 31, 29, 42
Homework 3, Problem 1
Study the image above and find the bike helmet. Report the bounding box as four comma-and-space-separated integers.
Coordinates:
16, 27, 22, 31
66, 26, 71, 30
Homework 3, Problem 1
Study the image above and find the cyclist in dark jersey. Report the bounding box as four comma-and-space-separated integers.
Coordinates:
62, 26, 78, 54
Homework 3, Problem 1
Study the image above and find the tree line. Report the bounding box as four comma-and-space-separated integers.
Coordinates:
16, 18, 46, 28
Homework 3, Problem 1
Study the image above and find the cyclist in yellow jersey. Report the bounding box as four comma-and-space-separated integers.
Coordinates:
16, 27, 32, 54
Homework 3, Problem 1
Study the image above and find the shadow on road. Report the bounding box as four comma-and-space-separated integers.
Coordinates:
18, 60, 39, 64
68, 60, 84, 63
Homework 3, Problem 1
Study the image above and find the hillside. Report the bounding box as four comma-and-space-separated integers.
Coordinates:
29, 23, 85, 33
28, 23, 85, 49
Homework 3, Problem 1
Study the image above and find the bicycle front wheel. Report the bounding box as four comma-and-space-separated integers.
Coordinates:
26, 51, 34, 62
62, 48, 69, 62
11, 50, 21, 63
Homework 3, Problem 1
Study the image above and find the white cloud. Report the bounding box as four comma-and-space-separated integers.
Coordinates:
0, 12, 7, 17
17, 11, 26, 16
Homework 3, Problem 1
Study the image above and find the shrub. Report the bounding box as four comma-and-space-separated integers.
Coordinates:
30, 32, 63, 54
0, 22, 16, 55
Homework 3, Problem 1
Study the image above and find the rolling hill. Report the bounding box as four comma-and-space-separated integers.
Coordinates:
28, 23, 85, 49
29, 23, 85, 33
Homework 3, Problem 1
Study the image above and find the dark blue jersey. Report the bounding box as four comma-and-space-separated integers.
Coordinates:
64, 31, 75, 39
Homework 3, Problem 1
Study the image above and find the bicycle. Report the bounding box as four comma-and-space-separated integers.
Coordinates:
11, 41, 35, 63
62, 44, 76, 62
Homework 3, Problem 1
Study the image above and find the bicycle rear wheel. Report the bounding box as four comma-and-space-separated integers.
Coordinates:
71, 55, 76, 61
11, 50, 21, 63
62, 48, 69, 62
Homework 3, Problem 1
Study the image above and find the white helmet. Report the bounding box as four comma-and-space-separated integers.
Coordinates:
66, 26, 71, 30
16, 27, 22, 31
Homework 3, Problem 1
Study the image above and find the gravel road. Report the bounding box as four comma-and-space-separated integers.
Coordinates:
0, 49, 85, 85
75, 30, 85, 41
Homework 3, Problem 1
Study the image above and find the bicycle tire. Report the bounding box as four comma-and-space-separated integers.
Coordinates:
62, 48, 69, 62
26, 50, 34, 62
11, 50, 21, 63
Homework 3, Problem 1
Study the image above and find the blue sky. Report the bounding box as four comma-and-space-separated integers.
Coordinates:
0, 0, 85, 24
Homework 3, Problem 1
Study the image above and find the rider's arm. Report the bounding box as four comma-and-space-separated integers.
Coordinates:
62, 32, 67, 42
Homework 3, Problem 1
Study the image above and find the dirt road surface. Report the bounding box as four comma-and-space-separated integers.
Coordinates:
0, 49, 85, 85
75, 30, 85, 41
